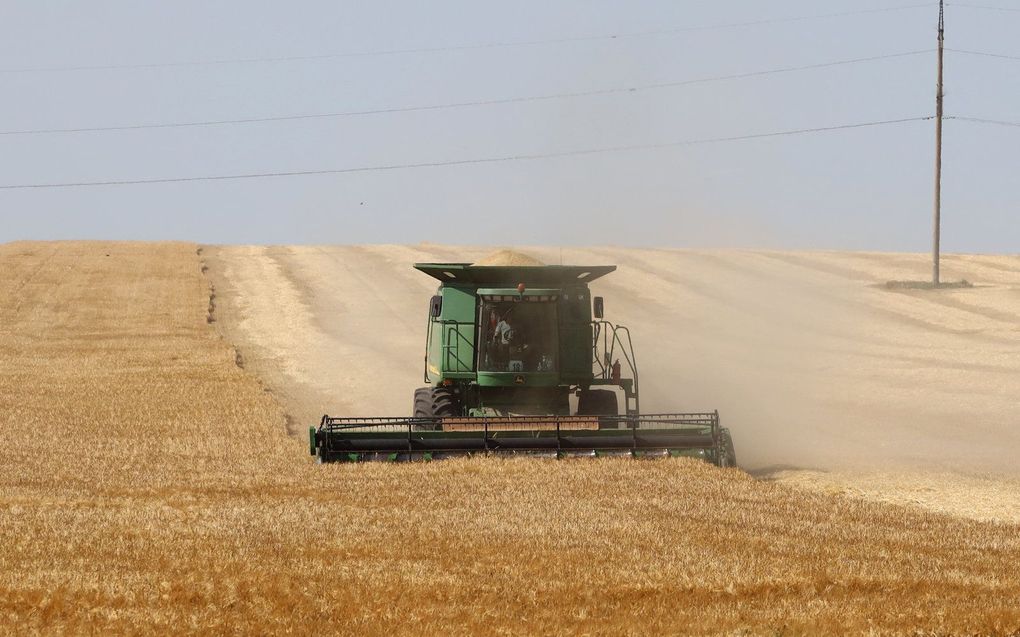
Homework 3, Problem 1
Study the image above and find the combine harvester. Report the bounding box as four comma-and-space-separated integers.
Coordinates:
310, 256, 737, 466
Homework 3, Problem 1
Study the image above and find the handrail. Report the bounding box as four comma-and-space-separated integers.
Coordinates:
442, 320, 475, 372
423, 315, 434, 382
424, 318, 477, 381
591, 320, 640, 412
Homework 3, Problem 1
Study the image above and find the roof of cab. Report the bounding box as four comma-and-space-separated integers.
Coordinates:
413, 263, 616, 285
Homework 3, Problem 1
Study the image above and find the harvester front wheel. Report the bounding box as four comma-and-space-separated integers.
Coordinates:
413, 386, 460, 430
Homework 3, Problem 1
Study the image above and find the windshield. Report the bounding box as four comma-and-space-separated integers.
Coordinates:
479, 299, 558, 373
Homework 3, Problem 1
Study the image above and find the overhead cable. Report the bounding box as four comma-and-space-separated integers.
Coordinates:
0, 3, 934, 74
948, 115, 1020, 127
948, 2, 1020, 11
0, 116, 933, 190
0, 50, 932, 136
947, 48, 1020, 61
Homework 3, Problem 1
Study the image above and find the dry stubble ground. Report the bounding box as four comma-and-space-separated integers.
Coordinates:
1, 241, 1019, 635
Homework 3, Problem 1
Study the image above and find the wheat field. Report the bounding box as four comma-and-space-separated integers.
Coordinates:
2, 241, 1020, 635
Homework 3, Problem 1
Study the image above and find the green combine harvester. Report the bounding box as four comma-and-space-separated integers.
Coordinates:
310, 259, 737, 466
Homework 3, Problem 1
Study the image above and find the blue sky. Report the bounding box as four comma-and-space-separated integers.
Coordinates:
0, 1, 1016, 252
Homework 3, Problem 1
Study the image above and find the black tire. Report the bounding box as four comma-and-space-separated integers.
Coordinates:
576, 389, 619, 416
430, 386, 460, 418
413, 387, 432, 418
718, 428, 737, 468
412, 386, 460, 430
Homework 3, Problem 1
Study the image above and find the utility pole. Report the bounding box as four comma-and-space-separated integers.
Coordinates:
932, 0, 945, 287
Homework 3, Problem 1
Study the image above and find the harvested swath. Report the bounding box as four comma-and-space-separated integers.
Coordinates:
473, 248, 545, 266
765, 468, 1020, 524
1, 241, 1019, 635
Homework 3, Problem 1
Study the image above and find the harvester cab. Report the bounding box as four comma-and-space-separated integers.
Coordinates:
310, 260, 737, 466
417, 263, 633, 419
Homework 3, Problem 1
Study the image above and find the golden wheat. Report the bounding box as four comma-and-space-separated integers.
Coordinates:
1, 241, 1019, 635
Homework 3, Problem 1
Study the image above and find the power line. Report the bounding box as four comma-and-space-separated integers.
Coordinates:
948, 2, 1020, 11
949, 115, 1020, 127
0, 50, 932, 136
948, 48, 1020, 60
0, 116, 932, 190
0, 3, 934, 74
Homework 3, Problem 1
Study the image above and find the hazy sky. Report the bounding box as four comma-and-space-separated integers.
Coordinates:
1, 1, 1017, 252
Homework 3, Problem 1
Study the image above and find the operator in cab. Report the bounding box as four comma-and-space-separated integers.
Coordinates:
491, 309, 514, 370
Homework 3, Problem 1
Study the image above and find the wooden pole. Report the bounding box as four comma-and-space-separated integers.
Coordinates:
933, 0, 945, 287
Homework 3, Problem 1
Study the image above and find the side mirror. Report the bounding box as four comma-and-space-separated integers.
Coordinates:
429, 295, 443, 318
593, 296, 604, 319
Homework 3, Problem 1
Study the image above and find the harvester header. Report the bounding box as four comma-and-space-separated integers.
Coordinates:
310, 253, 736, 466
